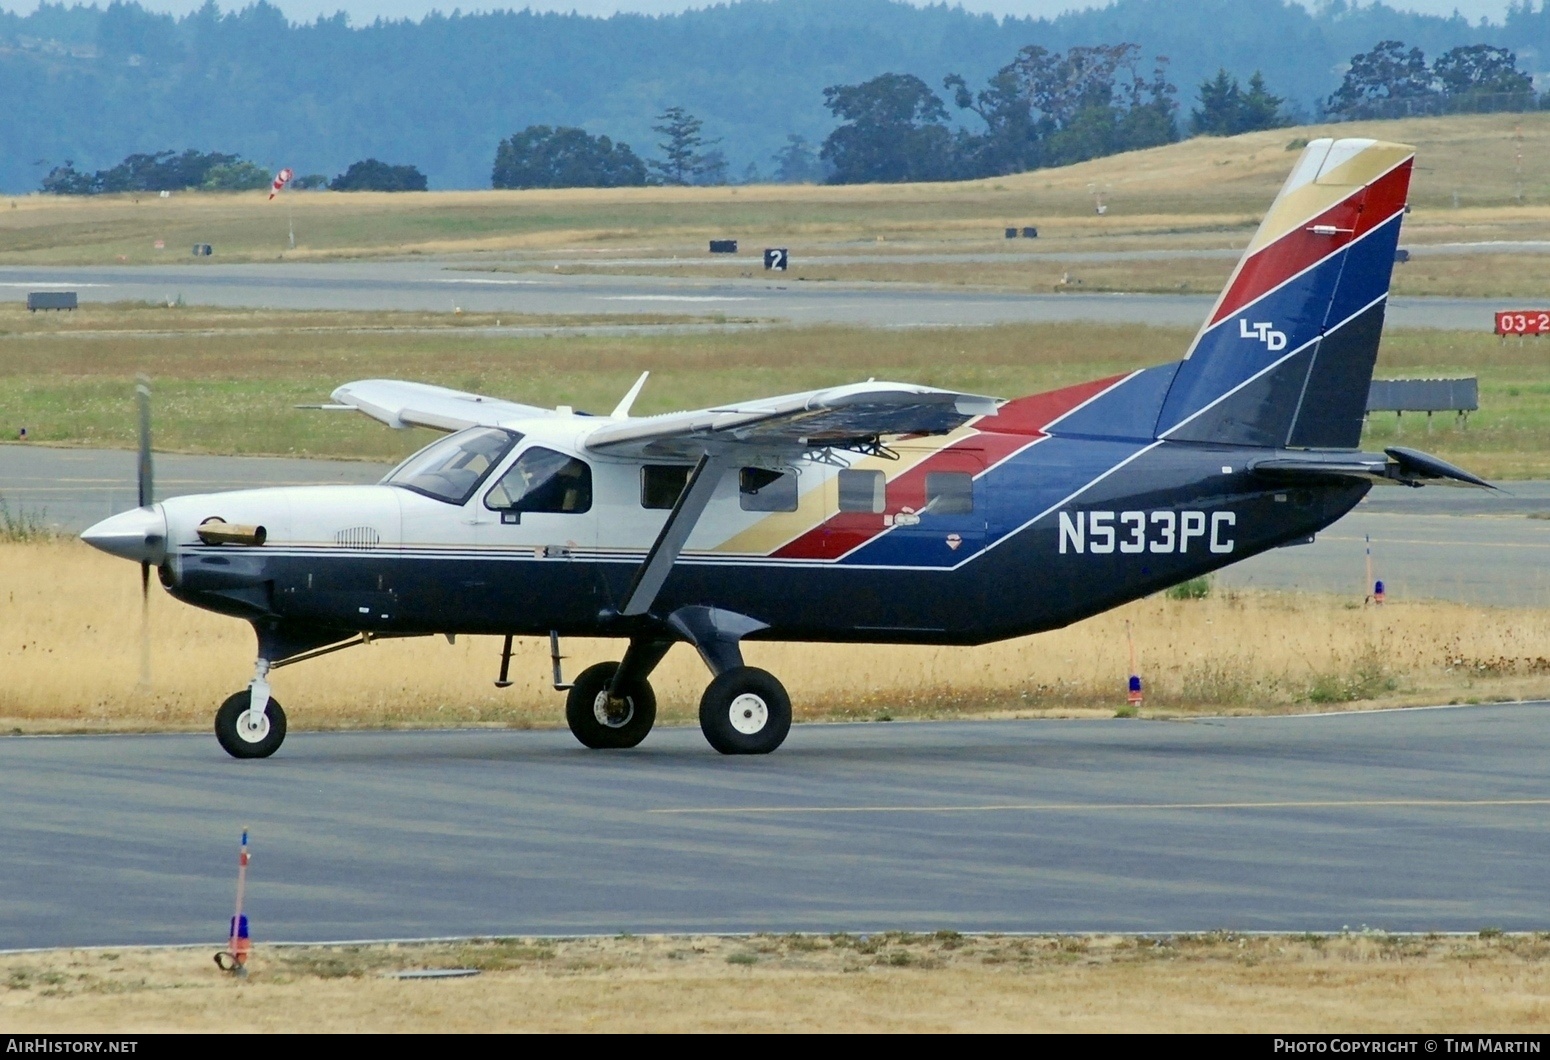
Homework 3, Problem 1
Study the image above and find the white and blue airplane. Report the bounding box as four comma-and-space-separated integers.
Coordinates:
82, 138, 1486, 760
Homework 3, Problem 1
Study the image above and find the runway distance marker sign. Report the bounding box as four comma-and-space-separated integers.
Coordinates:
1495, 310, 1550, 335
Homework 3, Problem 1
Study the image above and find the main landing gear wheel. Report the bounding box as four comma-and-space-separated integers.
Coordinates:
566, 662, 657, 749
214, 691, 287, 759
699, 666, 791, 756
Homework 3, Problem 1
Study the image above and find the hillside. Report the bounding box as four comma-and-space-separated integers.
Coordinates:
1, 113, 1544, 266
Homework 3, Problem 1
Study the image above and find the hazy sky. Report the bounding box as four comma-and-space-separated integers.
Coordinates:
0, 1, 1519, 25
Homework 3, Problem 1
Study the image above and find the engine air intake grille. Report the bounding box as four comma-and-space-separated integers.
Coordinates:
334, 526, 381, 549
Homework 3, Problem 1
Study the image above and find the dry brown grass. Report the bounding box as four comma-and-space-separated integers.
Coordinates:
4, 539, 1547, 734
3, 932, 1547, 1032
3, 113, 1547, 265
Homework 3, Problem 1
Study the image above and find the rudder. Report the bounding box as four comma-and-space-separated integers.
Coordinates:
1155, 138, 1414, 449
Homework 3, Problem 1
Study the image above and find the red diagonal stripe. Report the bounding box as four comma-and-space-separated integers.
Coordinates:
771, 375, 1126, 560
1210, 158, 1412, 327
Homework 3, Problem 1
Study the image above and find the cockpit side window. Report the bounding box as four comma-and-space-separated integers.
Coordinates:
485, 446, 593, 514
382, 427, 519, 505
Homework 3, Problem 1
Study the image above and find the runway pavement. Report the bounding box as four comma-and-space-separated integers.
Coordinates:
1218, 483, 1550, 607
0, 262, 1512, 330
0, 445, 384, 532
1, 706, 1545, 948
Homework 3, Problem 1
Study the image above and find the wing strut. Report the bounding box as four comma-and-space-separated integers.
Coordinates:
618, 452, 733, 617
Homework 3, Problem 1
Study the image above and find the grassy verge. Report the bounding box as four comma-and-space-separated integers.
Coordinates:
3, 932, 1546, 1031
3, 540, 1547, 734
0, 307, 1542, 477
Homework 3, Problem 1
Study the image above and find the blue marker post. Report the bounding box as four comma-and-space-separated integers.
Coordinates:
1125, 619, 1143, 711
1365, 535, 1384, 606
214, 829, 251, 976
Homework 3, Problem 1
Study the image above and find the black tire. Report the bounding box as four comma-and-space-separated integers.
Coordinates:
698, 666, 792, 755
214, 691, 288, 759
565, 662, 656, 749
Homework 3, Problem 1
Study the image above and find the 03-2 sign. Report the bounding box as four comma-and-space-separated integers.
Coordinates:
1058, 509, 1236, 555
1495, 310, 1550, 335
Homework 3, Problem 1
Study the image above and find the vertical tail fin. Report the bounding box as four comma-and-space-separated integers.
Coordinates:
1156, 138, 1414, 449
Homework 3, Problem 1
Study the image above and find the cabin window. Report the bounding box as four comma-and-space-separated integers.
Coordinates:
924, 471, 973, 514
739, 467, 798, 512
837, 469, 885, 513
640, 465, 692, 510
485, 446, 592, 514
382, 427, 519, 505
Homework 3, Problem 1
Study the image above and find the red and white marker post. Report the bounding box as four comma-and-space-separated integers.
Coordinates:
215, 829, 252, 976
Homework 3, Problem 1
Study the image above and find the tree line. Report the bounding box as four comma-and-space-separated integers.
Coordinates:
12, 0, 1550, 195
485, 34, 1543, 188
41, 152, 428, 195
492, 41, 1231, 189
37, 30, 1548, 196
1325, 40, 1540, 119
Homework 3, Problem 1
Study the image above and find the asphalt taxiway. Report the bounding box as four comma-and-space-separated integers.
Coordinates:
2, 705, 1545, 948
0, 262, 1513, 330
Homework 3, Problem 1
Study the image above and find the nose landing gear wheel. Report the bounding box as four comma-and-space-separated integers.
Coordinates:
565, 662, 657, 749
215, 692, 287, 759
699, 666, 791, 755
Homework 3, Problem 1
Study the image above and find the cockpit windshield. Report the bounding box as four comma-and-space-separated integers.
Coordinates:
382, 427, 520, 504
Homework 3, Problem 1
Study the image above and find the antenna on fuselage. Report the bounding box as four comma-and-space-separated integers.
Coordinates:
611, 372, 650, 418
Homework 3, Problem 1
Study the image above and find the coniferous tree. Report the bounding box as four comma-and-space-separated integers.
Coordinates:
1192, 69, 1285, 135
771, 134, 824, 183
650, 107, 713, 186
1238, 72, 1287, 131
1191, 69, 1242, 135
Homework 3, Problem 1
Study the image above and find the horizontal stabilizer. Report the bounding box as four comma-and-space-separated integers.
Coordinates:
1249, 446, 1494, 489
328, 379, 557, 432
1384, 446, 1495, 489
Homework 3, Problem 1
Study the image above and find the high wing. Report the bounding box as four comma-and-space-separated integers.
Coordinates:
583, 381, 1001, 460
327, 379, 558, 432
583, 380, 1000, 621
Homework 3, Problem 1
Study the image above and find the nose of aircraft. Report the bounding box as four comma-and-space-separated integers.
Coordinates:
81, 506, 168, 566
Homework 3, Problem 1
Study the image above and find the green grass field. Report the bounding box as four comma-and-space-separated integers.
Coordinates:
0, 303, 1540, 478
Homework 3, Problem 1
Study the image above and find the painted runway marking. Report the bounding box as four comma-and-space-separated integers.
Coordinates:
601, 295, 756, 302
650, 797, 1550, 815
1324, 535, 1550, 550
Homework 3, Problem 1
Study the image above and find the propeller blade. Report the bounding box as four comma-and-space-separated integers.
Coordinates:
136, 376, 153, 509
138, 559, 151, 689
135, 376, 154, 689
